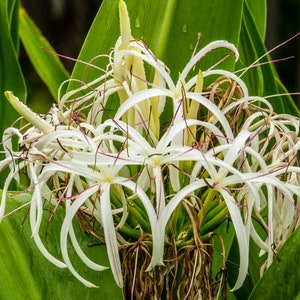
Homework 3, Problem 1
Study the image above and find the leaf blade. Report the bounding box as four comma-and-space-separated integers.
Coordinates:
0, 192, 123, 299
249, 226, 300, 300
19, 7, 69, 100
0, 0, 26, 129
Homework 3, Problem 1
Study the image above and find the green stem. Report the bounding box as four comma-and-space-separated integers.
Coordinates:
203, 200, 227, 223
110, 189, 150, 232
203, 188, 216, 215
127, 201, 151, 232
118, 222, 142, 240
200, 205, 228, 236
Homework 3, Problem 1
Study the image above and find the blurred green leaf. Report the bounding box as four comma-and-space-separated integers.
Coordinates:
0, 192, 123, 300
0, 0, 26, 187
0, 0, 26, 132
249, 226, 300, 300
19, 7, 69, 101
237, 13, 264, 96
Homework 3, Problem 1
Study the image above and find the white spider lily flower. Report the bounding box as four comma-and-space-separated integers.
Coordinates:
1, 0, 300, 296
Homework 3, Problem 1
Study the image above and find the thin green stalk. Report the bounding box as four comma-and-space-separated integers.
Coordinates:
200, 206, 228, 236
203, 188, 216, 215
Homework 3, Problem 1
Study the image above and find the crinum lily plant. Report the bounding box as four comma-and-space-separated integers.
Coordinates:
1, 1, 300, 299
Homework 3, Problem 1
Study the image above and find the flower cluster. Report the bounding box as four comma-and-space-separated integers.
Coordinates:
1, 0, 299, 295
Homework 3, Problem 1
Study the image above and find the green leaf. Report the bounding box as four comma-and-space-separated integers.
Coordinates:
224, 211, 268, 298
275, 77, 300, 116
19, 7, 69, 100
227, 236, 265, 299
69, 0, 244, 91
237, 12, 265, 96
0, 192, 123, 300
0, 0, 26, 187
238, 1, 277, 97
0, 0, 26, 132
211, 222, 236, 299
237, 1, 300, 116
249, 226, 300, 300
7, 0, 20, 52
238, 1, 286, 111
245, 0, 266, 39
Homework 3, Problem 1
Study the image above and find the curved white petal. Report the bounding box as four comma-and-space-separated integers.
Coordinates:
29, 164, 44, 237
218, 129, 252, 179
0, 169, 17, 219
114, 88, 172, 121
29, 188, 66, 268
115, 178, 163, 268
179, 40, 239, 83
65, 175, 108, 272
60, 184, 101, 287
186, 92, 234, 139
218, 189, 249, 291
99, 184, 123, 288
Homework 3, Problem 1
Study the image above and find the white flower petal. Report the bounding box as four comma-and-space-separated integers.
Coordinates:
99, 183, 123, 288
179, 40, 239, 83
60, 184, 101, 287
218, 189, 249, 291
0, 168, 19, 220
218, 129, 252, 179
114, 88, 172, 121
186, 92, 234, 139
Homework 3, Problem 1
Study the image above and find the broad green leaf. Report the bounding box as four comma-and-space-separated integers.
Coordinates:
237, 1, 284, 111
128, 0, 244, 74
19, 7, 69, 100
238, 1, 300, 116
245, 0, 266, 39
67, 1, 119, 92
69, 0, 244, 91
237, 15, 264, 96
7, 0, 20, 52
276, 77, 300, 116
0, 192, 123, 300
249, 226, 300, 300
